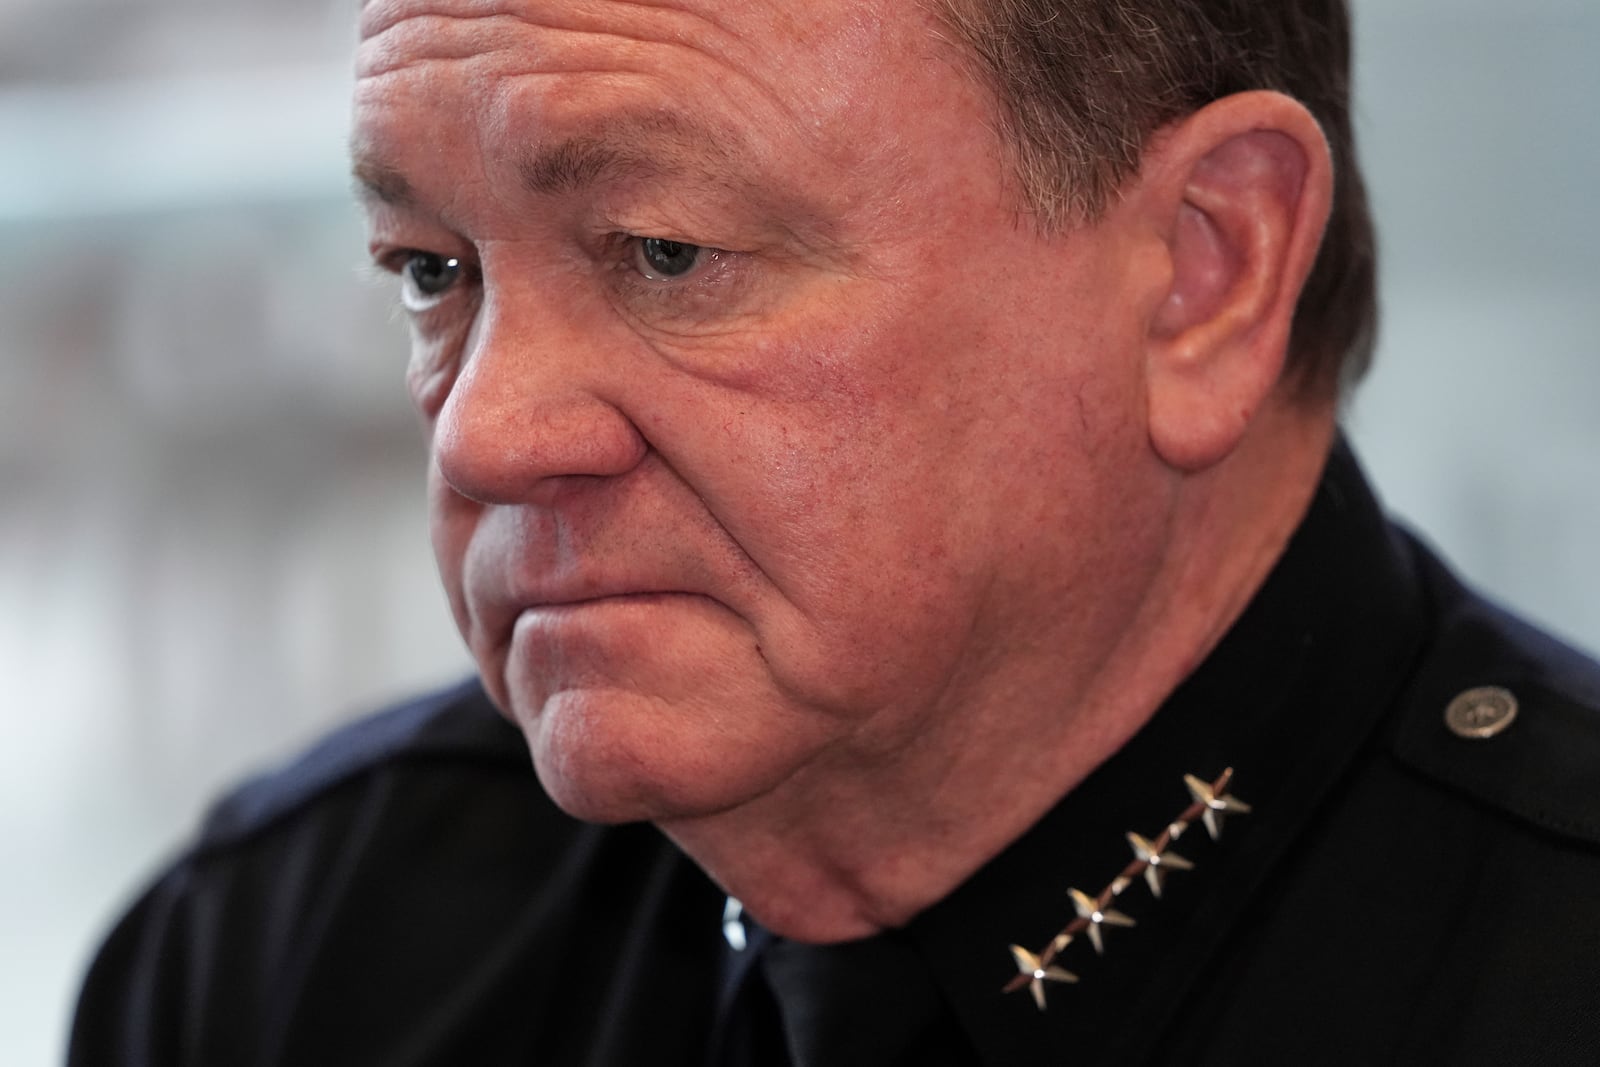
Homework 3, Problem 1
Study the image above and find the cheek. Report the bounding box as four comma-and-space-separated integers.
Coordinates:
426, 464, 478, 631
682, 322, 941, 549
651, 257, 1150, 708
405, 296, 483, 418
407, 328, 458, 418
648, 322, 995, 708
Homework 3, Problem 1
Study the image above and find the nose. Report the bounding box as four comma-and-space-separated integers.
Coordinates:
430, 291, 648, 505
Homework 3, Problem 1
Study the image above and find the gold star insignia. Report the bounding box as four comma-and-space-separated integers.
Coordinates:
1183, 773, 1254, 840
1067, 888, 1136, 954
1126, 832, 1195, 898
1007, 945, 1079, 1010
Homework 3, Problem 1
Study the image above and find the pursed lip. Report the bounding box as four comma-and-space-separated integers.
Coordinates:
477, 579, 718, 637
521, 589, 700, 610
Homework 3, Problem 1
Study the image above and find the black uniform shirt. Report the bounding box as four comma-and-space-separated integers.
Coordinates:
70, 444, 1600, 1065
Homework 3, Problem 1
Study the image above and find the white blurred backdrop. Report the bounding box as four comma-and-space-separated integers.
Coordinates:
3, 1, 1596, 1062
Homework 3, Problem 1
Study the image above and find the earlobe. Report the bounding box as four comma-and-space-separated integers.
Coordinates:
1142, 92, 1333, 472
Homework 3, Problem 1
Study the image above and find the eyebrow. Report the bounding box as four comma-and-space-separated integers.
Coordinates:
351, 111, 746, 210
526, 113, 748, 209
350, 154, 415, 208
519, 136, 655, 196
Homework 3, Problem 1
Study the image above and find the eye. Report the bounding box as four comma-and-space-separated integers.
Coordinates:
402, 252, 463, 300
634, 238, 704, 280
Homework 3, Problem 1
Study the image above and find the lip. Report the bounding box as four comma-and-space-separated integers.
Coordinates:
484, 584, 721, 639
507, 591, 727, 662
521, 590, 703, 611
461, 524, 740, 647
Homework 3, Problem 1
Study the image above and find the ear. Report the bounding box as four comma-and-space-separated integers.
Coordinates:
1136, 91, 1333, 472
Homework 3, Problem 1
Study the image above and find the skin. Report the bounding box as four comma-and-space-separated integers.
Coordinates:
353, 0, 1337, 940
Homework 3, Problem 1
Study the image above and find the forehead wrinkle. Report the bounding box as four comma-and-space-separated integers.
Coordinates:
360, 0, 507, 41
359, 0, 744, 70
362, 0, 742, 46
358, 0, 816, 135
358, 14, 526, 79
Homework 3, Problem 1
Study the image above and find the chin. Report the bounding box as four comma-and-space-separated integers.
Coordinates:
512, 685, 797, 826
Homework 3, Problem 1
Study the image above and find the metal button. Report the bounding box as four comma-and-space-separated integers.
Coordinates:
1444, 686, 1519, 739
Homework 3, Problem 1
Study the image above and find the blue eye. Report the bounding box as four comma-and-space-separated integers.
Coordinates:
635, 238, 703, 279
403, 252, 462, 297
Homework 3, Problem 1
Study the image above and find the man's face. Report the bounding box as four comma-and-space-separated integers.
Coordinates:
354, 0, 1175, 824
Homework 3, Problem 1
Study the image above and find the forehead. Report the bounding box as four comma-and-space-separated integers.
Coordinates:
351, 0, 991, 229
355, 0, 923, 120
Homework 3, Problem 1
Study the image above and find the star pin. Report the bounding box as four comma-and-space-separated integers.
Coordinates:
1067, 888, 1136, 954
1126, 832, 1194, 898
1007, 945, 1079, 1011
1000, 769, 1251, 1013
1183, 772, 1254, 840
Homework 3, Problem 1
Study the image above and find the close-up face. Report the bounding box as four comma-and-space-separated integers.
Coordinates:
353, 0, 1176, 824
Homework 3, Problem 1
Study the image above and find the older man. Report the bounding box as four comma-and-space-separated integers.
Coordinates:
72, 1, 1600, 1064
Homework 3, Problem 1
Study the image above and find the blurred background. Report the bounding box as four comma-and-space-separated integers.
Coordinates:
2, 0, 1596, 1061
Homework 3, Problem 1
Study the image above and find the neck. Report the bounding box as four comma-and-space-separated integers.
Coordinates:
661, 406, 1337, 943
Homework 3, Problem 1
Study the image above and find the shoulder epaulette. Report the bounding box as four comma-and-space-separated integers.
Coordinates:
1393, 551, 1600, 846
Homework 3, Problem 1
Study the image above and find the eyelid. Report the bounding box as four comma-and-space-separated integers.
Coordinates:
370, 246, 431, 275
636, 241, 719, 283
603, 235, 765, 338
620, 232, 725, 272
371, 247, 482, 317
